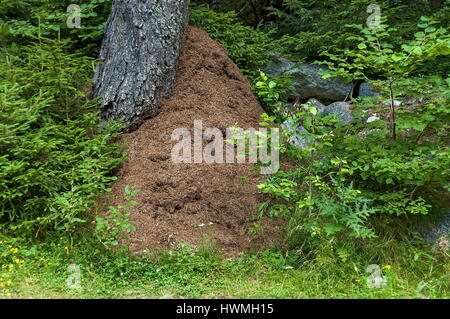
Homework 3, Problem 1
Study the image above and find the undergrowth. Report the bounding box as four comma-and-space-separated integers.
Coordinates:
1, 231, 448, 299
0, 32, 124, 235
0, 1, 449, 300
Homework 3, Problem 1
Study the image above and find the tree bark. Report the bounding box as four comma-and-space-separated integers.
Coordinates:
93, 0, 190, 131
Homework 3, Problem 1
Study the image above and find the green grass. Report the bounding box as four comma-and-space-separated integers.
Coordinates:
1, 232, 449, 299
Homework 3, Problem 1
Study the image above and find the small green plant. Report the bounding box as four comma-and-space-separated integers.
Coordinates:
255, 72, 281, 107
248, 223, 263, 235
253, 71, 293, 115
95, 186, 139, 249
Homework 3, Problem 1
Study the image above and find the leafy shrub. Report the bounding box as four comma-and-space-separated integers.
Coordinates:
258, 103, 380, 241
0, 35, 124, 234
317, 18, 450, 208
256, 18, 449, 247
267, 0, 449, 69
319, 17, 449, 138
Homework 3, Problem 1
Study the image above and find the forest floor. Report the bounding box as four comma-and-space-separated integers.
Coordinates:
2, 27, 448, 300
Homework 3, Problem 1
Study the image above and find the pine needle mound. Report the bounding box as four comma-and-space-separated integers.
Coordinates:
107, 27, 284, 255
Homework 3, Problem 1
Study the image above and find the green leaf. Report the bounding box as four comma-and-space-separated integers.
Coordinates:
414, 32, 425, 39
325, 223, 344, 235
412, 47, 423, 55
391, 53, 404, 62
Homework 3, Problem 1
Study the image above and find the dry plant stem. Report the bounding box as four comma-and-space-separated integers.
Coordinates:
388, 80, 397, 140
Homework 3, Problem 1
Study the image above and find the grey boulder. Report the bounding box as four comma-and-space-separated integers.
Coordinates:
358, 82, 381, 99
305, 99, 353, 125
281, 120, 311, 149
419, 209, 450, 251
321, 102, 353, 125
265, 57, 352, 101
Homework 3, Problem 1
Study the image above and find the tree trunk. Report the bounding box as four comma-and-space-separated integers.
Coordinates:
93, 0, 190, 131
